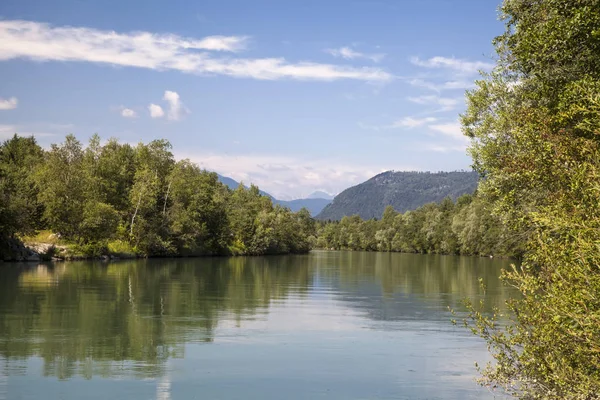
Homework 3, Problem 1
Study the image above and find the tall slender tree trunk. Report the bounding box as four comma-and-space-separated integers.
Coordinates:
163, 180, 172, 216
130, 191, 143, 236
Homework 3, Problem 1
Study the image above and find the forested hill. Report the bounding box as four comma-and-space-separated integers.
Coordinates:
316, 171, 479, 220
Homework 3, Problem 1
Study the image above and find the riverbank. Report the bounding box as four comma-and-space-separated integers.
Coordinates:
1, 230, 311, 262
1, 236, 137, 262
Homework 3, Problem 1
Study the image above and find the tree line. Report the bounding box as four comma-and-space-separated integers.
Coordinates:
315, 195, 522, 258
0, 134, 315, 258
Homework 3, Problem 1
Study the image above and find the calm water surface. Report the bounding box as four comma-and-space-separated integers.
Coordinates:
0, 251, 513, 399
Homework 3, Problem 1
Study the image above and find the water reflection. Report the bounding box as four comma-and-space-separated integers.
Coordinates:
0, 256, 314, 379
0, 251, 514, 399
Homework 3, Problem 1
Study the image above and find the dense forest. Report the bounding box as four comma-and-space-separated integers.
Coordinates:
315, 194, 522, 257
0, 132, 521, 261
0, 134, 315, 260
316, 170, 478, 220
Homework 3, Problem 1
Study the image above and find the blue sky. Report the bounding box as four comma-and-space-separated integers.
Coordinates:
0, 0, 503, 199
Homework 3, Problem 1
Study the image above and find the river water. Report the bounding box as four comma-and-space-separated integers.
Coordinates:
0, 251, 513, 399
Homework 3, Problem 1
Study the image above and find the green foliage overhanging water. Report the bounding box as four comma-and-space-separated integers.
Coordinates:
458, 0, 600, 397
0, 134, 314, 259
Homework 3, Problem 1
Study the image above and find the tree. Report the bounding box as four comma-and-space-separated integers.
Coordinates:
95, 138, 136, 211
35, 134, 89, 240
2, 133, 314, 258
128, 141, 175, 255
461, 0, 600, 397
166, 161, 229, 255
227, 184, 273, 253
0, 135, 44, 240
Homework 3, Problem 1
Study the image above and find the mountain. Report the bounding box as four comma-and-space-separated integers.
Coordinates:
273, 198, 331, 216
216, 174, 331, 216
216, 174, 273, 199
316, 171, 479, 221
217, 174, 242, 191
307, 191, 334, 200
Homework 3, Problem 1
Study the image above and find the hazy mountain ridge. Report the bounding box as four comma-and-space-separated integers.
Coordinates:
272, 198, 332, 216
216, 174, 273, 198
216, 174, 332, 216
307, 191, 334, 200
316, 171, 479, 220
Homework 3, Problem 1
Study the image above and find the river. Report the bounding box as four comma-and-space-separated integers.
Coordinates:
0, 251, 513, 399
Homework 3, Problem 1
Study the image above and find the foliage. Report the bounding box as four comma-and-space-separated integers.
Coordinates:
316, 170, 478, 220
0, 134, 316, 258
0, 135, 44, 239
316, 195, 522, 257
460, 0, 600, 397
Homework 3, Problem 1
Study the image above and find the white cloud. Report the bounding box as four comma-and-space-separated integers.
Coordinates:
0, 123, 59, 140
163, 90, 186, 121
442, 80, 475, 90
391, 116, 437, 128
179, 151, 414, 199
0, 97, 18, 110
148, 103, 164, 118
0, 20, 392, 82
408, 78, 474, 92
360, 116, 438, 131
121, 108, 137, 118
407, 56, 491, 94
428, 122, 464, 140
325, 46, 385, 63
418, 121, 470, 153
0, 124, 17, 139
410, 56, 494, 75
408, 95, 461, 111
425, 143, 469, 153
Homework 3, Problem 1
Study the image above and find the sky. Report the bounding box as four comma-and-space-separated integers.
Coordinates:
0, 0, 504, 200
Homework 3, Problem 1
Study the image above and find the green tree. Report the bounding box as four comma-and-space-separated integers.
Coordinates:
166, 161, 229, 255
128, 140, 175, 255
35, 134, 89, 240
95, 138, 136, 211
461, 0, 600, 397
227, 184, 273, 253
0, 135, 44, 241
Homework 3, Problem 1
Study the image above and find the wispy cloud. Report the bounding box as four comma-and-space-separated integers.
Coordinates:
408, 78, 474, 92
0, 123, 59, 140
325, 46, 385, 63
407, 56, 491, 94
0, 124, 17, 139
0, 97, 18, 110
359, 116, 438, 131
425, 143, 469, 153
410, 56, 493, 75
163, 90, 186, 121
408, 95, 461, 111
428, 121, 465, 141
179, 151, 413, 199
121, 108, 137, 118
148, 104, 164, 118
0, 20, 392, 82
391, 116, 437, 128
404, 121, 470, 153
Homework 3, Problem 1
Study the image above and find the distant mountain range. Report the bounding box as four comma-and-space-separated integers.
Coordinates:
316, 171, 479, 221
307, 191, 334, 200
273, 198, 332, 216
216, 174, 332, 216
